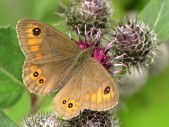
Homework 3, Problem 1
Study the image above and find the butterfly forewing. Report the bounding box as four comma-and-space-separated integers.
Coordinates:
53, 57, 118, 119
17, 19, 81, 64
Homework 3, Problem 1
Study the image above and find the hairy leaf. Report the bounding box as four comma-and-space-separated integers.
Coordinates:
0, 109, 18, 127
138, 0, 169, 43
0, 27, 24, 108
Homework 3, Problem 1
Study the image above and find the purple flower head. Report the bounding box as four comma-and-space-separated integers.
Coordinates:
93, 48, 112, 70
75, 25, 124, 72
115, 24, 139, 49
64, 0, 111, 35
81, 0, 107, 16
111, 20, 157, 68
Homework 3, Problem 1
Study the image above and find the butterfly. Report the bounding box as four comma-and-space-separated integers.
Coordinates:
16, 19, 118, 119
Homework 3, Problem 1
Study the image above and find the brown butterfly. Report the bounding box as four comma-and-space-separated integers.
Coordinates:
16, 19, 118, 119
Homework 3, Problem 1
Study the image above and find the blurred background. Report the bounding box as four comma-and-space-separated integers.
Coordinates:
0, 0, 169, 127
0, 0, 150, 27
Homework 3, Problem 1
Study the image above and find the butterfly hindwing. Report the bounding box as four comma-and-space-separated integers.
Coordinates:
53, 58, 118, 119
23, 57, 75, 95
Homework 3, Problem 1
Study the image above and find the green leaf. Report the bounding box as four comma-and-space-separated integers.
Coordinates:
0, 26, 24, 108
5, 91, 31, 123
0, 109, 18, 127
138, 0, 169, 43
32, 0, 62, 22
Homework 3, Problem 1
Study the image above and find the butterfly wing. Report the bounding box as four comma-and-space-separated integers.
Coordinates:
53, 57, 118, 119
23, 58, 75, 95
17, 19, 81, 95
16, 19, 80, 64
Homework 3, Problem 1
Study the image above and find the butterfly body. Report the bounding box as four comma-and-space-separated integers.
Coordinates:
72, 48, 92, 68
16, 19, 118, 119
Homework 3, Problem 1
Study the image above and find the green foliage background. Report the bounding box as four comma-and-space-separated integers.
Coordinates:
0, 0, 169, 126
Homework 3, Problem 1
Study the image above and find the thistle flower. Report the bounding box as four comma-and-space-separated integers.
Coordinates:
64, 0, 112, 34
74, 25, 125, 75
110, 20, 157, 70
22, 110, 119, 127
65, 109, 120, 127
22, 112, 62, 127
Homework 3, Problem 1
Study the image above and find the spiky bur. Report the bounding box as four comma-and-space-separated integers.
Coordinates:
22, 112, 62, 127
63, 0, 112, 34
64, 109, 120, 127
110, 20, 157, 70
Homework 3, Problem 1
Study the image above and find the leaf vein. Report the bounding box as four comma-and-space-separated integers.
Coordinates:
153, 1, 165, 27
0, 68, 23, 86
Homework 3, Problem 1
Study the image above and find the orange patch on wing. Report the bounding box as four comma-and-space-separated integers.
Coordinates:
30, 45, 40, 52
84, 84, 114, 104
27, 39, 41, 45
91, 93, 97, 103
35, 53, 42, 59
30, 66, 38, 71
103, 92, 111, 102
96, 91, 103, 103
